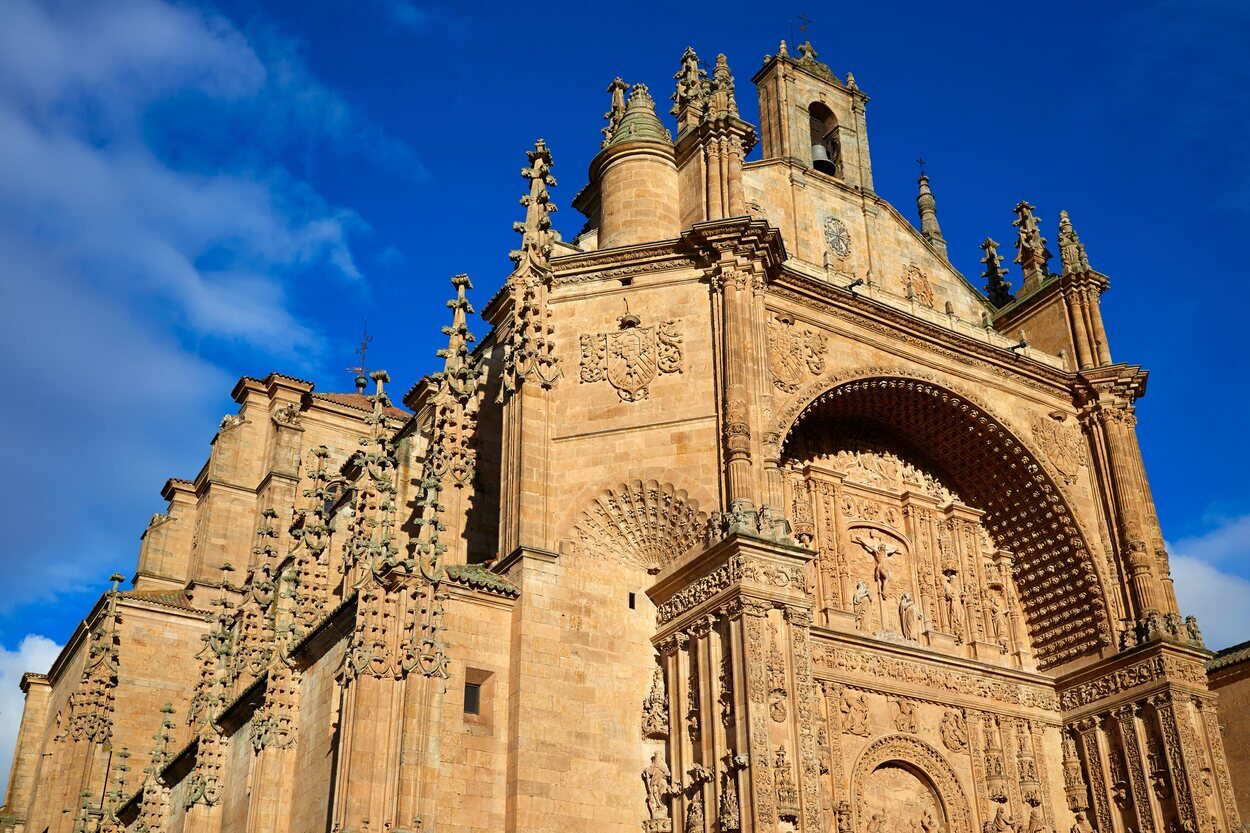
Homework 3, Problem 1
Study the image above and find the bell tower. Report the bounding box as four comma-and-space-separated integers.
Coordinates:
752, 40, 874, 193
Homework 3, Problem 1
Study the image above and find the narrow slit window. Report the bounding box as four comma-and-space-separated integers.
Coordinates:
464, 681, 482, 715
629, 592, 636, 609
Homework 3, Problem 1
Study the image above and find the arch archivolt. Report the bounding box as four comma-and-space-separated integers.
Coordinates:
776, 366, 1114, 670
850, 734, 973, 833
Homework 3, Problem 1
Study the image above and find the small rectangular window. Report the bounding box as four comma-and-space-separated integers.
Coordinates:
628, 592, 636, 609
464, 681, 482, 715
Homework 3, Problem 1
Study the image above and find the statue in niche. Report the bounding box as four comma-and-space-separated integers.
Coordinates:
852, 581, 872, 631
899, 593, 922, 640
1025, 807, 1049, 833
1069, 813, 1093, 833
853, 531, 900, 597
643, 753, 674, 821
943, 574, 965, 639
989, 592, 1010, 649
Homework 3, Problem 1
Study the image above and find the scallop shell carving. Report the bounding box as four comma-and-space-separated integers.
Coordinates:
573, 480, 708, 573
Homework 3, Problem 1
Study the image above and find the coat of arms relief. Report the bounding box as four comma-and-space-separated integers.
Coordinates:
768, 314, 829, 393
579, 310, 683, 401
1031, 412, 1087, 485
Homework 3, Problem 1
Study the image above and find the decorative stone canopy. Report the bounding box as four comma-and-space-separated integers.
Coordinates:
604, 83, 672, 147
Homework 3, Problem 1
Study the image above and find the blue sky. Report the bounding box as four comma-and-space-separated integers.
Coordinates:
1, 0, 1248, 781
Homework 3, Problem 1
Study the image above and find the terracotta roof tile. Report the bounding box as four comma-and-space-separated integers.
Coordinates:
311, 392, 410, 420
1208, 637, 1250, 672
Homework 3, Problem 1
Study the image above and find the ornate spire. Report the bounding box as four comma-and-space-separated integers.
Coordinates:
1012, 200, 1052, 290
509, 139, 558, 277
602, 77, 628, 148
499, 140, 562, 401
916, 172, 947, 259
671, 47, 706, 132
604, 83, 671, 148
434, 274, 479, 403
981, 237, 1015, 308
1057, 210, 1091, 276
57, 573, 124, 744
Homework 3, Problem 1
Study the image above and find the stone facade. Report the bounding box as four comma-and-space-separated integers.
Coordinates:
1, 39, 1244, 833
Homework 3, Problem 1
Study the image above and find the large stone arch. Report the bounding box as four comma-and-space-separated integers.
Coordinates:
851, 735, 973, 833
776, 368, 1112, 669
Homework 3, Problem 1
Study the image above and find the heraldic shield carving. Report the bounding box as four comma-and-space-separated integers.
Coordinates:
580, 311, 683, 402
768, 314, 829, 393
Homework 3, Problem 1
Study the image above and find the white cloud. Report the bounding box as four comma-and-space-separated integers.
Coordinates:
0, 635, 63, 804
1169, 514, 1250, 651
0, 0, 417, 619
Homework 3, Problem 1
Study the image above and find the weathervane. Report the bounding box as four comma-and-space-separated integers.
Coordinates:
348, 322, 373, 393
789, 12, 812, 45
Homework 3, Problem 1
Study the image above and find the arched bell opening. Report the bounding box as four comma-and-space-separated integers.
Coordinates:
779, 375, 1111, 671
808, 101, 841, 177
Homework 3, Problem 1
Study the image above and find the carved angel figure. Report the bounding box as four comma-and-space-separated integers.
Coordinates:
853, 531, 900, 597
852, 581, 871, 631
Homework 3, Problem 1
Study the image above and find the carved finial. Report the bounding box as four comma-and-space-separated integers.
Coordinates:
433, 274, 480, 403
1012, 200, 1052, 291
498, 140, 563, 402
602, 77, 629, 147
709, 54, 739, 119
1057, 210, 1091, 276
509, 139, 558, 274
778, 40, 789, 58
916, 171, 947, 259
981, 237, 1015, 307
671, 47, 706, 127
798, 40, 817, 60
845, 72, 858, 90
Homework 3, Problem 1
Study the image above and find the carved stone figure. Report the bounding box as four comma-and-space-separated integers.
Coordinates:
899, 592, 921, 640
989, 592, 1009, 647
852, 581, 871, 631
841, 692, 870, 736
866, 813, 885, 833
1069, 812, 1094, 833
986, 806, 1016, 833
1025, 807, 1048, 833
943, 574, 965, 638
892, 697, 918, 733
940, 710, 967, 752
853, 531, 899, 597
643, 754, 673, 821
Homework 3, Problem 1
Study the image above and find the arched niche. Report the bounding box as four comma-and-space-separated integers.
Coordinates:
808, 101, 841, 176
778, 372, 1111, 670
851, 735, 973, 833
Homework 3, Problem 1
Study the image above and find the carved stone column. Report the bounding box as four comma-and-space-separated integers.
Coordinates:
649, 531, 816, 833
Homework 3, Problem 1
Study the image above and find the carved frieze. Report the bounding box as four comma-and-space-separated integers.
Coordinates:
813, 641, 1060, 711
1058, 654, 1208, 711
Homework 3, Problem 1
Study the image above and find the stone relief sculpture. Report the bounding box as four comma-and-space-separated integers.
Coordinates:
892, 697, 919, 733
1069, 813, 1093, 833
841, 691, 870, 736
942, 710, 968, 753
579, 312, 683, 402
853, 531, 899, 597
642, 667, 669, 739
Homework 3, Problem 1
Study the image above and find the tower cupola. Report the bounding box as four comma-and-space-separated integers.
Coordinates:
575, 83, 680, 249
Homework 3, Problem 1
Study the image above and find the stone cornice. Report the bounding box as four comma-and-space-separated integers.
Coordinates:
1055, 640, 1212, 717
769, 272, 1074, 398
